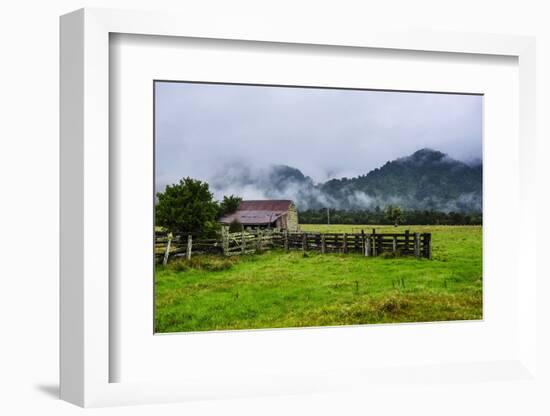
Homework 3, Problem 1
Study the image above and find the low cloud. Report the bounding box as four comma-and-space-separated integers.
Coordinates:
204, 161, 482, 213
155, 82, 483, 185
155, 82, 483, 213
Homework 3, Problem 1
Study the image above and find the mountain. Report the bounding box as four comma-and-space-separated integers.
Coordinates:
320, 148, 482, 212
211, 149, 482, 213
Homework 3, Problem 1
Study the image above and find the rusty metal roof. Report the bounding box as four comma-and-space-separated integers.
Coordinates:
219, 210, 286, 225
219, 200, 293, 225
238, 200, 293, 211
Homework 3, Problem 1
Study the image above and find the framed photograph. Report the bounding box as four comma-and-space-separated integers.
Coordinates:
152, 80, 483, 334
60, 8, 539, 408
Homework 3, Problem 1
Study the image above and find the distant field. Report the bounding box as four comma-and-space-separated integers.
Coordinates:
155, 224, 482, 333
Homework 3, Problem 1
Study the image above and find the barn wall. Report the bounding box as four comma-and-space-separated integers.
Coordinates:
287, 204, 299, 231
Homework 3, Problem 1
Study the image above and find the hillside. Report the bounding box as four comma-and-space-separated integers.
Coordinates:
320, 148, 482, 212
211, 149, 482, 213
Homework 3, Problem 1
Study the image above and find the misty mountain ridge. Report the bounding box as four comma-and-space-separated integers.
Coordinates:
210, 148, 482, 213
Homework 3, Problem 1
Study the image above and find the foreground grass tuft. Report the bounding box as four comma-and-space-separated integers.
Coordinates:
169, 255, 237, 273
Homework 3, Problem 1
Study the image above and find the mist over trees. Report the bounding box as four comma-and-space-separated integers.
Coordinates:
209, 149, 482, 214
156, 149, 483, 231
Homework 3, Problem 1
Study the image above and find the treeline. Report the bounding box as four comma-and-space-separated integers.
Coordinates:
298, 208, 482, 225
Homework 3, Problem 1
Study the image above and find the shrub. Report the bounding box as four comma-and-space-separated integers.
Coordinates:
170, 259, 190, 272
169, 255, 235, 273
377, 296, 409, 314
201, 258, 234, 272
228, 218, 243, 233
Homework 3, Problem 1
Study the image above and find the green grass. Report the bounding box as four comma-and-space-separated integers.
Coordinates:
155, 225, 482, 333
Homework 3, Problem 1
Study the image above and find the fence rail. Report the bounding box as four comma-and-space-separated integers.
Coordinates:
155, 228, 431, 264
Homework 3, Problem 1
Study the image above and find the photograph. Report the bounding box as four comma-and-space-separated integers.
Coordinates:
154, 81, 483, 333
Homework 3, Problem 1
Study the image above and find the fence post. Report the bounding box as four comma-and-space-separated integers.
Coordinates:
414, 233, 419, 258
423, 233, 432, 259
302, 233, 307, 252
241, 230, 245, 254
343, 233, 348, 253
186, 234, 192, 260
361, 230, 365, 255
372, 229, 377, 256
284, 229, 289, 251
256, 229, 262, 252
405, 230, 410, 254
321, 234, 326, 254
365, 236, 371, 257
163, 232, 172, 266
392, 236, 397, 254
222, 227, 228, 256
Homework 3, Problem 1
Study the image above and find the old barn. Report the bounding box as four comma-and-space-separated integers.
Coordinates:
219, 200, 299, 232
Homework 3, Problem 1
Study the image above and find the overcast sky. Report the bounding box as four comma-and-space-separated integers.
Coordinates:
155, 81, 482, 193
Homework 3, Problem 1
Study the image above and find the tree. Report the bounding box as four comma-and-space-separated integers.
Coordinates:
155, 177, 220, 236
385, 205, 403, 227
218, 195, 242, 217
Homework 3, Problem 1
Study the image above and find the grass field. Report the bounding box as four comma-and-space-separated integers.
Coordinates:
155, 225, 482, 333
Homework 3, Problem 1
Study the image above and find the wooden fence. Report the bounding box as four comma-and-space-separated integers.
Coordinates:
156, 228, 431, 264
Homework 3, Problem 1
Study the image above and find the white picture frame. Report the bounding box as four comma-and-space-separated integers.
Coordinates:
60, 7, 538, 408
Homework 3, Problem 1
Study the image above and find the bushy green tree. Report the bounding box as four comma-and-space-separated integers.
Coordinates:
218, 195, 242, 217
385, 205, 403, 227
155, 177, 220, 236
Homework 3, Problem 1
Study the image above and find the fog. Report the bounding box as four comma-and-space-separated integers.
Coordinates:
155, 81, 483, 208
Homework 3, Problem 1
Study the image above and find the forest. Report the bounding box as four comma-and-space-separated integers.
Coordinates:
298, 207, 482, 226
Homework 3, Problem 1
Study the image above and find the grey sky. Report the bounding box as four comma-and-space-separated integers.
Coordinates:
155, 82, 482, 194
